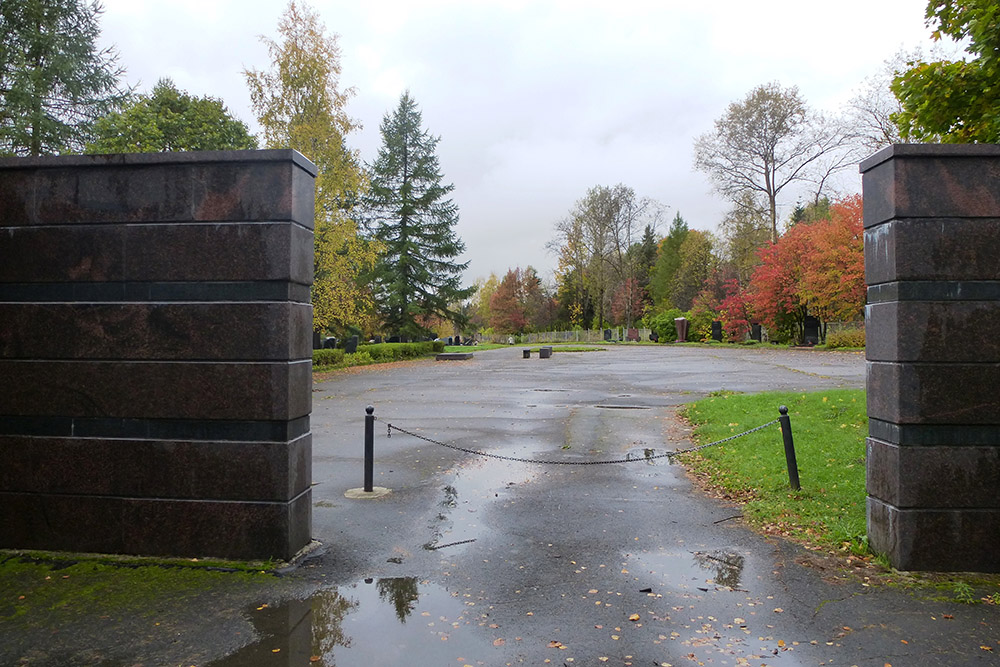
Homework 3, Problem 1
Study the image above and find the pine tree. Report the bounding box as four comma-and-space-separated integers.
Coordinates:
363, 92, 472, 338
0, 0, 129, 156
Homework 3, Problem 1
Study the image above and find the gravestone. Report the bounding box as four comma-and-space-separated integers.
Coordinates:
803, 316, 820, 346
861, 144, 1000, 572
711, 321, 722, 342
674, 317, 688, 343
750, 323, 762, 342
344, 335, 359, 354
0, 150, 315, 561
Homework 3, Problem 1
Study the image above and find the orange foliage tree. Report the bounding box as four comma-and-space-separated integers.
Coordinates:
746, 194, 865, 343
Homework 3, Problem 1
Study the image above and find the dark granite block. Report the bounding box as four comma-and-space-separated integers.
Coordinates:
869, 419, 1000, 447
861, 144, 1000, 227
0, 433, 310, 501
0, 489, 311, 560
0, 302, 311, 361
120, 490, 312, 560
867, 438, 1000, 509
866, 301, 1000, 363
0, 491, 126, 554
867, 361, 1000, 424
0, 150, 317, 227
0, 225, 125, 283
0, 360, 312, 421
867, 497, 1000, 572
865, 219, 1000, 285
124, 221, 313, 284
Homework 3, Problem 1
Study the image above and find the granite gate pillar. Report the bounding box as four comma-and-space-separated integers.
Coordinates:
0, 150, 316, 561
862, 144, 1000, 572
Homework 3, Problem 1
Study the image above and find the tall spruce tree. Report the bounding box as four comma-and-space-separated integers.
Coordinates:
0, 0, 129, 156
364, 92, 472, 338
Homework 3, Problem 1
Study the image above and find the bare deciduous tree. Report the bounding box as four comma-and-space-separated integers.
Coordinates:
694, 82, 856, 242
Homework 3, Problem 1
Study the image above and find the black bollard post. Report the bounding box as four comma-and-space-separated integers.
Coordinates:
364, 405, 375, 492
778, 406, 801, 491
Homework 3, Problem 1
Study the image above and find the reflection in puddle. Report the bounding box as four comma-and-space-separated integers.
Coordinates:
692, 550, 745, 589
377, 577, 419, 622
423, 458, 534, 552
209, 577, 489, 666
627, 548, 748, 592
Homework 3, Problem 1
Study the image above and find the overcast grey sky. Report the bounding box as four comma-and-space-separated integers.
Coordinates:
99, 0, 935, 285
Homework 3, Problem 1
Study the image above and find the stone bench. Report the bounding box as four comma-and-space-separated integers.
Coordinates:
435, 352, 474, 361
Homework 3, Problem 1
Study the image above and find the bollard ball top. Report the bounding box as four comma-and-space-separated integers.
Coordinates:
366, 405, 374, 415
778, 405, 788, 415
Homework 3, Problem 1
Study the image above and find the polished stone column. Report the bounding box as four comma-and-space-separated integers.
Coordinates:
0, 150, 315, 561
862, 144, 1000, 571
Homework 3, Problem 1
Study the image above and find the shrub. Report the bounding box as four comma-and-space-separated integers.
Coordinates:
346, 350, 374, 366
358, 341, 441, 362
646, 308, 685, 342
826, 327, 865, 349
313, 348, 345, 366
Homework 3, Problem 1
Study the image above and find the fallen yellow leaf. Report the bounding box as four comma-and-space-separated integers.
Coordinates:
493, 638, 505, 646
629, 613, 640, 622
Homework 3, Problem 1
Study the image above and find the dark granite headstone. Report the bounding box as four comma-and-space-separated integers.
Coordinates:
861, 144, 1000, 572
344, 335, 359, 354
803, 316, 820, 346
674, 317, 688, 343
711, 321, 723, 342
750, 323, 762, 342
0, 150, 315, 561
388, 336, 400, 344
603, 329, 612, 341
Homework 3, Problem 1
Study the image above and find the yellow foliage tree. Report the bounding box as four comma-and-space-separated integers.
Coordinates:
244, 0, 380, 334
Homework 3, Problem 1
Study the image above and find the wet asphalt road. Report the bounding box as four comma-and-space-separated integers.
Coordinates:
5, 344, 1000, 666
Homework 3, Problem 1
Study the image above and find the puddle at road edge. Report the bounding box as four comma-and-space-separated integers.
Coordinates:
208, 577, 498, 666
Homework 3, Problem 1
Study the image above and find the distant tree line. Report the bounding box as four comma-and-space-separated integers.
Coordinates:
1, 0, 994, 343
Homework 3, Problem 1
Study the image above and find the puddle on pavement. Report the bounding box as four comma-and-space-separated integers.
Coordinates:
209, 577, 496, 666
423, 455, 535, 553
627, 548, 748, 593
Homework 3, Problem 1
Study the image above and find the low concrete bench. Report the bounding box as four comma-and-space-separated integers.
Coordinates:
436, 352, 474, 361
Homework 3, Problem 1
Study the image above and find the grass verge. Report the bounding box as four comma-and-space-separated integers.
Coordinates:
680, 389, 868, 554
680, 389, 1000, 598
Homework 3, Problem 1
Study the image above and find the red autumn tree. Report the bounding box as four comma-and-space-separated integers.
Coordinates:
746, 220, 811, 341
746, 194, 865, 343
488, 267, 556, 334
489, 269, 528, 333
718, 278, 753, 341
610, 277, 646, 326
799, 194, 865, 324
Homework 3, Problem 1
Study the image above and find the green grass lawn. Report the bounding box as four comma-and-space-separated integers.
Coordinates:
680, 389, 868, 554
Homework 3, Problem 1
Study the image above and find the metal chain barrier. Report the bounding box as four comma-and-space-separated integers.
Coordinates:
382, 418, 780, 466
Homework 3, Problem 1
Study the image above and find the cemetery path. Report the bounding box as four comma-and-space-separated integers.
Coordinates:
4, 345, 998, 666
